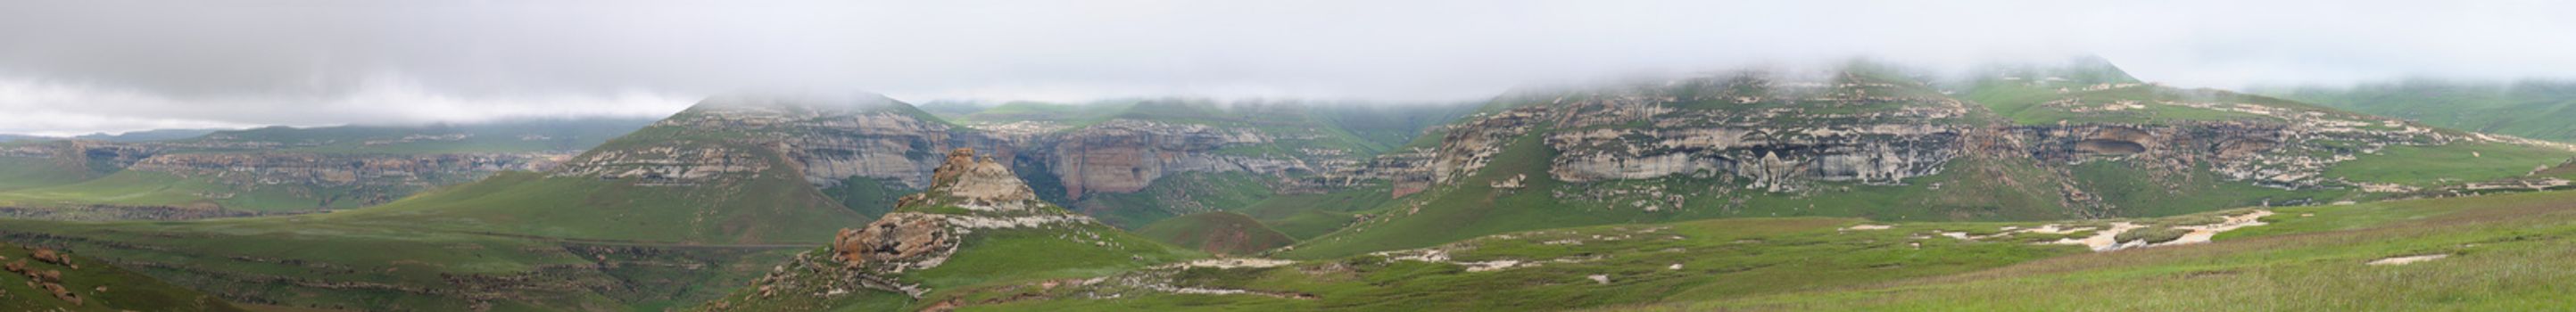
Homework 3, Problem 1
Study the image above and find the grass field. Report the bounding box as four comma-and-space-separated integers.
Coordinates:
945, 209, 2293, 311
2326, 142, 2574, 186
894, 188, 2576, 311
2265, 80, 2576, 142
1603, 189, 2576, 311
0, 209, 812, 311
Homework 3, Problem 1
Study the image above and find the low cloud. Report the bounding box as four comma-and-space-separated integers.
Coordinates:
4, 0, 2573, 135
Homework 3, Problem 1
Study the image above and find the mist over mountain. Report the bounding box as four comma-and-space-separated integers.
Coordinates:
4, 2, 2576, 311
10, 1, 2576, 136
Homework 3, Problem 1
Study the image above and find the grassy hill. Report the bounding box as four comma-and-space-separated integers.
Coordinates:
0, 216, 803, 311
0, 242, 244, 311
0, 119, 656, 216
0, 97, 932, 310
701, 149, 1202, 312
0, 153, 104, 192
1138, 211, 1298, 256
2263, 79, 2576, 142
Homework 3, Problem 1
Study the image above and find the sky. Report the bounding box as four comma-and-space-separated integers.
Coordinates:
4, 0, 2574, 136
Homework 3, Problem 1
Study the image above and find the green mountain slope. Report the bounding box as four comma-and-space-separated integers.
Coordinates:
0, 119, 655, 217
1278, 60, 2573, 259
1137, 211, 1297, 256
1, 242, 244, 311
0, 95, 969, 310
2263, 79, 2576, 142
701, 148, 1199, 311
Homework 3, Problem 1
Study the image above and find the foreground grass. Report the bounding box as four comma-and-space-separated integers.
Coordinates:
0, 242, 244, 311
1607, 189, 2576, 311
2326, 142, 2574, 187
948, 218, 2093, 311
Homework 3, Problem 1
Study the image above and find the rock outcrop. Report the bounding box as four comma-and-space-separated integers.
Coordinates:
565, 95, 1017, 190
128, 152, 567, 205
831, 212, 955, 274
1043, 119, 1302, 199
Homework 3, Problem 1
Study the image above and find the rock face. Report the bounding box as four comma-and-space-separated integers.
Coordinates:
554, 144, 769, 185
1042, 119, 1300, 199
834, 148, 1094, 275
932, 149, 1042, 208
742, 148, 1114, 303
831, 212, 955, 274
1327, 67, 2569, 222
129, 152, 566, 205
1416, 72, 1973, 193
570, 95, 1016, 190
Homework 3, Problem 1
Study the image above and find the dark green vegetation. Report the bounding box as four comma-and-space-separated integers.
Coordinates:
1073, 172, 1280, 228
1138, 211, 1298, 256
0, 218, 802, 311
0, 155, 100, 192
0, 242, 244, 311
2265, 79, 2576, 142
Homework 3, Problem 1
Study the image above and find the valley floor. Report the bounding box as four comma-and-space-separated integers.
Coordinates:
917, 189, 2576, 312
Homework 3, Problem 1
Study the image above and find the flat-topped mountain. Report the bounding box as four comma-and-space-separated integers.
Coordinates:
1280, 62, 2575, 258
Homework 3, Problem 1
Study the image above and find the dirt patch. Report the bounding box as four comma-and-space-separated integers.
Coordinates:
1843, 224, 1893, 231
2367, 254, 2448, 266
2152, 210, 2274, 246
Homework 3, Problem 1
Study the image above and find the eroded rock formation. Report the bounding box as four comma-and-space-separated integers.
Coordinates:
1044, 119, 1303, 199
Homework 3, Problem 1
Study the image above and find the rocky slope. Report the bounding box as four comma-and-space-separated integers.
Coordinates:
0, 242, 244, 311
700, 148, 1195, 311
950, 100, 1470, 229
1281, 62, 2576, 258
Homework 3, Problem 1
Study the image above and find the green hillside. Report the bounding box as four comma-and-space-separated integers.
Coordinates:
702, 149, 1201, 312
2265, 79, 2576, 142
0, 119, 657, 217
1619, 188, 2576, 311
0, 97, 924, 310
0, 155, 102, 192
1138, 211, 1298, 256
0, 216, 801, 311
0, 242, 244, 311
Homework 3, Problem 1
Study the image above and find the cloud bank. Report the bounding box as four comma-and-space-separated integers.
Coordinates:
4, 0, 2573, 135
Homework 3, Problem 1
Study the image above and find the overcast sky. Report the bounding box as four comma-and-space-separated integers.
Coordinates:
4, 0, 2573, 135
